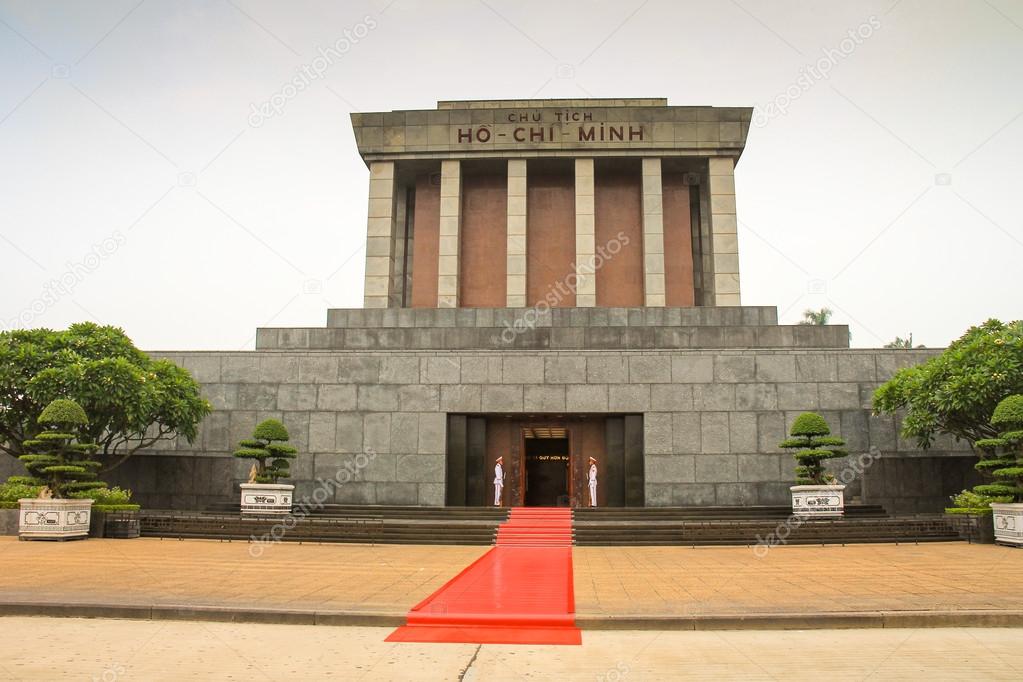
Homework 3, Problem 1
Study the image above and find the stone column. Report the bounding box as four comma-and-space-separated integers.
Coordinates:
506, 159, 527, 307
363, 161, 396, 309
708, 157, 741, 306
437, 159, 461, 308
641, 158, 666, 307
574, 158, 596, 307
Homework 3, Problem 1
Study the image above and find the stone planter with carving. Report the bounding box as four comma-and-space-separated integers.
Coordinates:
18, 498, 93, 540
991, 502, 1023, 546
790, 484, 845, 518
240, 483, 294, 515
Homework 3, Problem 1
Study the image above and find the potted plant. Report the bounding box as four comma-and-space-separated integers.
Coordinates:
973, 395, 1023, 546
82, 487, 142, 538
945, 490, 998, 543
17, 398, 107, 540
780, 412, 848, 517
234, 419, 298, 515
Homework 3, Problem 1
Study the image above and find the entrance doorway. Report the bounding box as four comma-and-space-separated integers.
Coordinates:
523, 427, 570, 507
444, 413, 645, 507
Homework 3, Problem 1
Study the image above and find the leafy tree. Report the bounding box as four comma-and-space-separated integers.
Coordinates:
19, 398, 106, 499
873, 319, 1023, 448
885, 334, 924, 349
0, 323, 211, 469
779, 412, 848, 485
799, 308, 833, 326
234, 419, 298, 484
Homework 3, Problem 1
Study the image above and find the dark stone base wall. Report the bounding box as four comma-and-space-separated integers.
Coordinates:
0, 345, 976, 514
862, 455, 982, 515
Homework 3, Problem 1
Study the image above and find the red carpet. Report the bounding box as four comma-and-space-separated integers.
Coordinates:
386, 508, 581, 645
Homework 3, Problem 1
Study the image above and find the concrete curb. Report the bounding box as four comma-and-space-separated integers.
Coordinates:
574, 610, 1023, 630
2, 602, 1022, 630
0, 602, 404, 627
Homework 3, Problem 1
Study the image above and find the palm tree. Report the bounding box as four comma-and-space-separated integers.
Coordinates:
799, 307, 833, 326
884, 334, 924, 349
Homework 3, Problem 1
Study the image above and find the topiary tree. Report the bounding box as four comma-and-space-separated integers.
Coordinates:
779, 412, 848, 485
233, 419, 298, 484
970, 395, 1023, 504
18, 399, 106, 499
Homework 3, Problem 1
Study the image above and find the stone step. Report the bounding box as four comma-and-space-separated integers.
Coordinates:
255, 323, 850, 351
325, 306, 780, 330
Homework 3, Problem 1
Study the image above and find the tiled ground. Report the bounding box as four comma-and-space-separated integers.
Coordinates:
572, 542, 1023, 616
1, 537, 1021, 617
0, 537, 486, 613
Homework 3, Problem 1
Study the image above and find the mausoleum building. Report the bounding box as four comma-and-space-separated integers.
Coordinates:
87, 99, 977, 513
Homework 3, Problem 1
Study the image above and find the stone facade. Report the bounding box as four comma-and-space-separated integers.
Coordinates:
0, 307, 974, 513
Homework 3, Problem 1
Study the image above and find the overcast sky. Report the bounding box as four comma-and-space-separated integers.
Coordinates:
1, 0, 1021, 350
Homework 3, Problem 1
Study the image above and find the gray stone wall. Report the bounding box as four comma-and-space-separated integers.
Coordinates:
39, 346, 968, 512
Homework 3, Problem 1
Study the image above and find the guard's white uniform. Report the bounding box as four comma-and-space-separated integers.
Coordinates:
588, 463, 598, 507
494, 461, 504, 506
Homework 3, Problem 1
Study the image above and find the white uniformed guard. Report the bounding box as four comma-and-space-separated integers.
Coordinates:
588, 456, 598, 507
493, 456, 505, 506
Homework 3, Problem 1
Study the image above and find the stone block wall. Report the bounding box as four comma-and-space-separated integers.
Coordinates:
3, 346, 964, 512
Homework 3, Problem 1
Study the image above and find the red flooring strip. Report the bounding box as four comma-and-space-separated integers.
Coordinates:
386, 508, 581, 645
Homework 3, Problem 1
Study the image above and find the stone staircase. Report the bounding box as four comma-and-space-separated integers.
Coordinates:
572, 506, 962, 546
140, 505, 508, 546
138, 504, 963, 547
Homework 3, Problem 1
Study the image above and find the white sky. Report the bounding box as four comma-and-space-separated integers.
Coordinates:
1, 0, 1021, 350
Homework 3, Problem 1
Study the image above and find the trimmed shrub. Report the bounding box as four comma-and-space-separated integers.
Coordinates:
779, 412, 848, 485
233, 419, 299, 484
973, 395, 1023, 503
18, 398, 106, 499
949, 394, 1023, 513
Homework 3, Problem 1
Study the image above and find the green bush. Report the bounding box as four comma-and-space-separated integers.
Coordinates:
0, 480, 44, 508
18, 399, 107, 499
779, 412, 848, 485
233, 419, 299, 484
69, 486, 140, 512
946, 488, 1010, 515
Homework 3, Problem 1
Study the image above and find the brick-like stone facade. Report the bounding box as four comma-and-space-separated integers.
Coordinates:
353, 98, 751, 309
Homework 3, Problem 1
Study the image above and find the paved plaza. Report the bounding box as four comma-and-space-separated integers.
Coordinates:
1, 537, 1021, 622
0, 618, 1020, 681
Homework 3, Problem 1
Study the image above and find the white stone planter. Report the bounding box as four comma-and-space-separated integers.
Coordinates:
240, 483, 294, 515
790, 485, 846, 518
991, 502, 1023, 546
18, 498, 93, 540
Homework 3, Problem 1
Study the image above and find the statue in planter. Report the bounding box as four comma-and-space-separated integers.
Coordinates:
973, 395, 1023, 546
17, 399, 106, 539
234, 419, 298, 515
780, 412, 848, 517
